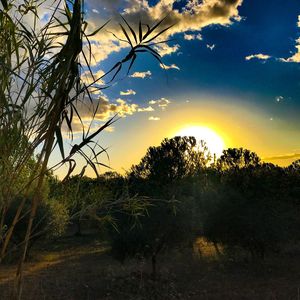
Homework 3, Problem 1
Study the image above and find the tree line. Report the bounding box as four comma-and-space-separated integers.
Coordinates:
4, 136, 299, 278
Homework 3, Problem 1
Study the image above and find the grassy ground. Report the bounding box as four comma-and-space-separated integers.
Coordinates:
0, 236, 300, 299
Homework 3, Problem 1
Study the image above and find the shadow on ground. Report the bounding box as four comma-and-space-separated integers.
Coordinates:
1, 236, 300, 300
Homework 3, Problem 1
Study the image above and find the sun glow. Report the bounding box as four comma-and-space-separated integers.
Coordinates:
176, 126, 225, 157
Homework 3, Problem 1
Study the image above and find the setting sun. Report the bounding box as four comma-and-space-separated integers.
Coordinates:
176, 126, 225, 157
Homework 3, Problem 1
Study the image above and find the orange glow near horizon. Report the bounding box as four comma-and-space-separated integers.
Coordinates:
52, 97, 300, 179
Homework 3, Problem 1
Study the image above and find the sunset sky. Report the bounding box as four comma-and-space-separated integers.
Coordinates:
47, 0, 300, 177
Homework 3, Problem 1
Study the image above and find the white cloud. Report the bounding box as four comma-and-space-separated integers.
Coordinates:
154, 43, 180, 56
196, 33, 203, 40
70, 95, 157, 128
73, 96, 138, 122
245, 53, 271, 61
114, 98, 138, 117
130, 71, 152, 78
275, 96, 284, 102
255, 15, 300, 64
63, 95, 140, 135
148, 116, 160, 121
184, 33, 195, 41
27, 0, 244, 75
160, 63, 180, 70
279, 15, 300, 63
138, 106, 154, 112
118, 0, 243, 38
81, 69, 106, 86
85, 0, 243, 67
120, 89, 136, 96
280, 37, 300, 63
68, 117, 115, 136
149, 98, 171, 110
184, 33, 202, 41
206, 44, 215, 51
84, 40, 124, 66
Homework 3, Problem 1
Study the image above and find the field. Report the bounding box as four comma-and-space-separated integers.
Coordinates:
0, 236, 300, 300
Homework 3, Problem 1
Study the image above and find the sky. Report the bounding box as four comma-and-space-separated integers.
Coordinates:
46, 0, 300, 177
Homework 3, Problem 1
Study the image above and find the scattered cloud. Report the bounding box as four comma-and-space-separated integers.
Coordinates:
184, 33, 194, 41
184, 33, 202, 41
149, 98, 171, 110
279, 15, 300, 63
160, 63, 180, 70
86, 0, 243, 66
148, 116, 160, 121
70, 96, 138, 124
62, 95, 140, 135
245, 53, 271, 61
118, 0, 243, 38
84, 40, 124, 66
138, 106, 154, 112
81, 69, 105, 86
92, 98, 133, 120
63, 0, 245, 132
280, 37, 300, 63
196, 34, 203, 40
154, 43, 180, 56
130, 71, 152, 79
206, 44, 215, 51
275, 96, 284, 103
103, 126, 115, 133
66, 117, 115, 137
63, 93, 161, 135
120, 89, 136, 96
263, 153, 300, 161
114, 98, 138, 117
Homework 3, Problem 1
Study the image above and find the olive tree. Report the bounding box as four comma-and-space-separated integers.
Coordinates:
110, 137, 210, 277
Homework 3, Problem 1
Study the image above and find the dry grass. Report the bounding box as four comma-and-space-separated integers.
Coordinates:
1, 236, 300, 299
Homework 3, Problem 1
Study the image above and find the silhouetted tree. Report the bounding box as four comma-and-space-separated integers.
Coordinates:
203, 162, 294, 258
128, 136, 210, 199
217, 148, 261, 170
110, 137, 208, 277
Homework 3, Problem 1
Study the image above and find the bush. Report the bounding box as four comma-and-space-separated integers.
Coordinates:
110, 197, 193, 278
2, 196, 69, 261
202, 164, 295, 258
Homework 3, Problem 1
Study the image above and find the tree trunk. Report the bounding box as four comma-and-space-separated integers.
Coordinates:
213, 242, 222, 257
74, 219, 82, 236
151, 254, 156, 280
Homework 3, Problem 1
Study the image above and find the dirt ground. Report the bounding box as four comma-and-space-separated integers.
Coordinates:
0, 236, 300, 300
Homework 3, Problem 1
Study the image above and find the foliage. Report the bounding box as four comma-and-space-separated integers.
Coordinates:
2, 180, 69, 262
130, 136, 210, 181
0, 0, 171, 296
202, 163, 295, 258
49, 172, 150, 237
217, 148, 261, 170
128, 136, 210, 200
110, 137, 210, 276
110, 197, 193, 277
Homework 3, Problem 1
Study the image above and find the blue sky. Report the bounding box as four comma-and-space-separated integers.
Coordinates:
50, 0, 300, 177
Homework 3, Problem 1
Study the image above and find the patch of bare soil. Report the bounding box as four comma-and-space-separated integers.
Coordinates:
1, 237, 300, 300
